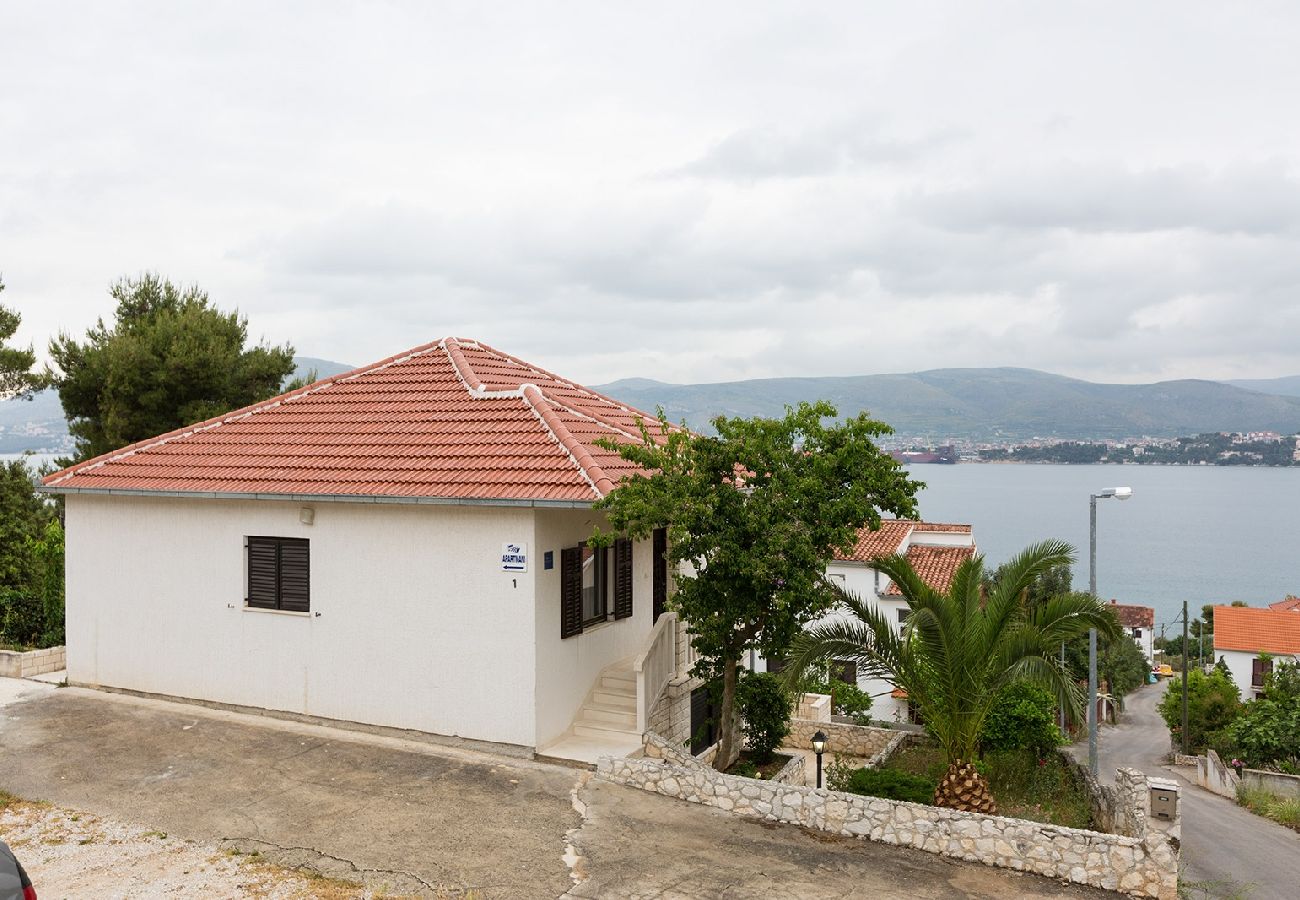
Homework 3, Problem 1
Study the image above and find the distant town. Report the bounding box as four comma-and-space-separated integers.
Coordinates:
889, 431, 1300, 467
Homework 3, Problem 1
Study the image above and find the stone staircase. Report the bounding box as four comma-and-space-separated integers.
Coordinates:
536, 657, 643, 766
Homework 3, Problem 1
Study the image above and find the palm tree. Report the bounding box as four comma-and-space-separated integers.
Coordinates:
785, 540, 1119, 813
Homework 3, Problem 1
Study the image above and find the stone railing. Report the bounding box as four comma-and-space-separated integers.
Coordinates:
0, 645, 65, 679
643, 730, 804, 785
597, 755, 1179, 899
786, 718, 898, 760
797, 692, 831, 723
634, 613, 677, 733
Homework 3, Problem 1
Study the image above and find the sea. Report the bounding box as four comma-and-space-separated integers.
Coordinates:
906, 463, 1300, 634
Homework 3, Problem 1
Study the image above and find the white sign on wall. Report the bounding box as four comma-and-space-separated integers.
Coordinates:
501, 542, 528, 573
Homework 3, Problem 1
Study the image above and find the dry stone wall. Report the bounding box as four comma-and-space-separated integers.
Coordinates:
786, 718, 899, 760
597, 755, 1179, 899
0, 646, 65, 678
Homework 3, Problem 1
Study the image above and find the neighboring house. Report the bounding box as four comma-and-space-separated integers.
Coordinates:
761, 518, 977, 724
1108, 599, 1155, 662
41, 338, 686, 764
1213, 605, 1300, 701
1268, 596, 1300, 612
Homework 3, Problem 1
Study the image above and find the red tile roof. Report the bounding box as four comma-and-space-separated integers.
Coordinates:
42, 338, 661, 505
885, 545, 976, 595
1109, 600, 1155, 629
835, 519, 973, 564
1214, 606, 1300, 656
1269, 597, 1300, 612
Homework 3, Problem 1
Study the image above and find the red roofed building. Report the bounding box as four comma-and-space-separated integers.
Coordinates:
41, 338, 686, 763
1108, 599, 1156, 662
1213, 605, 1300, 701
1269, 596, 1300, 613
763, 517, 977, 724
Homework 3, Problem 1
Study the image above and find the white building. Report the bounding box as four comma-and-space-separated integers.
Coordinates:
1108, 600, 1155, 663
1213, 605, 1300, 702
762, 518, 977, 724
42, 338, 685, 764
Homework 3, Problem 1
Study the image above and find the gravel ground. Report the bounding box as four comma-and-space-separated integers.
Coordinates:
0, 799, 393, 899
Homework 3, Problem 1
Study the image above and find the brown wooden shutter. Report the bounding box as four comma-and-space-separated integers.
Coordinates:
613, 538, 633, 620
247, 537, 279, 609
278, 538, 311, 613
560, 546, 583, 638
652, 527, 667, 622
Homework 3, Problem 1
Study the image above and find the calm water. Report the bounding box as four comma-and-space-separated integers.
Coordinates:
906, 463, 1300, 633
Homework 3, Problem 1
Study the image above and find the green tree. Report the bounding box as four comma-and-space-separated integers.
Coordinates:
48, 273, 296, 463
785, 541, 1119, 813
1157, 666, 1241, 753
0, 279, 45, 399
1062, 614, 1148, 701
594, 401, 920, 770
0, 460, 53, 590
735, 671, 793, 764
1224, 661, 1300, 768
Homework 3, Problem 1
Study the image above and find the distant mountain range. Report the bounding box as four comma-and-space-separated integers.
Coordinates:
6, 360, 1300, 454
593, 368, 1300, 441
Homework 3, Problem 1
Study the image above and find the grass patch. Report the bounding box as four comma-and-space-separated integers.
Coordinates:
876, 745, 1092, 829
1237, 785, 1300, 832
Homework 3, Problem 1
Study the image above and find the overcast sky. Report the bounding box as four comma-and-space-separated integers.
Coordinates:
4, 2, 1300, 386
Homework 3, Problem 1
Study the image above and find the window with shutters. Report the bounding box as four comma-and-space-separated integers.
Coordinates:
561, 538, 634, 638
245, 536, 310, 613
1252, 656, 1273, 688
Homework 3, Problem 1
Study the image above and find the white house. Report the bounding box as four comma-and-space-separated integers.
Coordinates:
1107, 600, 1155, 663
761, 518, 977, 724
42, 337, 686, 764
1213, 605, 1300, 702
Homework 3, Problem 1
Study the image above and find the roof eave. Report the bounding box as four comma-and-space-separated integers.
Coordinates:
37, 484, 599, 509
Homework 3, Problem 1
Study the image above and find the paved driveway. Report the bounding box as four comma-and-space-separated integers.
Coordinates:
0, 681, 1110, 899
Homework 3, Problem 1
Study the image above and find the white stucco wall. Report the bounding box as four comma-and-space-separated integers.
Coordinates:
1216, 648, 1300, 702
64, 494, 541, 747
532, 509, 655, 748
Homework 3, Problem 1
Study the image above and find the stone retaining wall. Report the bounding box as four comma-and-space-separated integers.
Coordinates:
797, 692, 831, 722
597, 756, 1178, 899
0, 645, 65, 679
644, 731, 804, 785
1243, 768, 1300, 799
786, 718, 897, 759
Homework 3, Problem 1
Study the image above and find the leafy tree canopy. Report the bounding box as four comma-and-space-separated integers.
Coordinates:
0, 460, 55, 590
1158, 666, 1241, 753
0, 278, 45, 400
595, 401, 921, 770
48, 273, 296, 463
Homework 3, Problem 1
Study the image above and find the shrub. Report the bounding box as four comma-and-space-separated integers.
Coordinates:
1158, 667, 1242, 753
981, 682, 1063, 755
797, 667, 874, 725
736, 671, 792, 764
0, 588, 44, 647
1224, 662, 1300, 768
834, 766, 935, 804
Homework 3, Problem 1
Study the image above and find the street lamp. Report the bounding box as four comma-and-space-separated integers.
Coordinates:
1088, 486, 1132, 776
812, 730, 828, 789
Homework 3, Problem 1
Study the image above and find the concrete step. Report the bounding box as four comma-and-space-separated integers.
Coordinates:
600, 673, 636, 691
579, 705, 637, 728
592, 687, 635, 707
573, 721, 640, 740
536, 730, 643, 767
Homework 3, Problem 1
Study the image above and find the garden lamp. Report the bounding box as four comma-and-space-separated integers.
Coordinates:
812, 730, 828, 789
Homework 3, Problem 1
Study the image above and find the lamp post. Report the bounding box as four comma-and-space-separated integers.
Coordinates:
812, 730, 827, 789
1089, 486, 1132, 776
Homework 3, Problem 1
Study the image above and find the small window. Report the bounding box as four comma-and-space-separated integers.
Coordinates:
833, 659, 857, 685
1252, 656, 1273, 688
1132, 627, 1142, 639
561, 538, 633, 638
581, 544, 610, 626
246, 536, 310, 613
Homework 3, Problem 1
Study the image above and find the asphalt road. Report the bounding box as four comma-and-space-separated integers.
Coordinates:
1071, 681, 1300, 900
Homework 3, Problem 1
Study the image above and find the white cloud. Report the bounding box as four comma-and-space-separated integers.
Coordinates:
3, 1, 1300, 387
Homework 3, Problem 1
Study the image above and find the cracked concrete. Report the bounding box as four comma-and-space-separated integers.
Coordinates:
3, 682, 1116, 898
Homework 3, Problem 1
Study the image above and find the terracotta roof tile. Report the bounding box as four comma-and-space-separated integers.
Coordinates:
885, 545, 976, 595
1269, 597, 1300, 612
1214, 606, 1300, 655
834, 519, 974, 564
1108, 601, 1155, 629
41, 338, 660, 504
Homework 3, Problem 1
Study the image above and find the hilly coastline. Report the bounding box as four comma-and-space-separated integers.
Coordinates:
593, 368, 1300, 441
